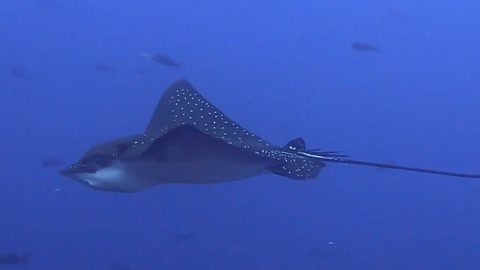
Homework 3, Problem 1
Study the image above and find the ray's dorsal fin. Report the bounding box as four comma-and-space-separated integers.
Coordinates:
298, 151, 480, 179
145, 79, 274, 150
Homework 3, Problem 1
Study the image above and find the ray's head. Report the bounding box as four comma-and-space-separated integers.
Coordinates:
60, 138, 131, 191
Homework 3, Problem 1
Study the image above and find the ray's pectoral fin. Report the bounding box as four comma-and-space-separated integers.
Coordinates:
141, 124, 208, 161
299, 151, 480, 179
143, 79, 273, 151
140, 124, 256, 162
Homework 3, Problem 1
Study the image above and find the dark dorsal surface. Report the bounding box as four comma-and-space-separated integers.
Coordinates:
115, 79, 332, 180
146, 79, 273, 148
122, 79, 276, 160
141, 124, 267, 164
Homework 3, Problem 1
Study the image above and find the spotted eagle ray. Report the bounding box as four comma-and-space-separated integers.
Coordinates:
60, 79, 480, 192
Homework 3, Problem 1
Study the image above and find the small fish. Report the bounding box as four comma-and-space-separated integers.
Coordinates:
109, 262, 132, 270
172, 232, 196, 243
59, 79, 480, 193
142, 52, 181, 68
8, 65, 31, 79
0, 252, 31, 265
134, 66, 149, 76
41, 157, 65, 167
92, 63, 115, 73
352, 42, 379, 53
38, 0, 57, 9
309, 244, 337, 259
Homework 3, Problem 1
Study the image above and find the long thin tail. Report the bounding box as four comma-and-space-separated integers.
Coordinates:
298, 150, 480, 179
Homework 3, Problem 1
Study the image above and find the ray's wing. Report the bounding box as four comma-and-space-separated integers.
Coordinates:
122, 79, 276, 159
145, 79, 272, 147
140, 124, 264, 162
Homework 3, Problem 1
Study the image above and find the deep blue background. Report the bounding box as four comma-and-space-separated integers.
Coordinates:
1, 0, 480, 269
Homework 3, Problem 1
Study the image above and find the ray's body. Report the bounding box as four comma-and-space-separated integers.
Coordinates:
60, 79, 480, 193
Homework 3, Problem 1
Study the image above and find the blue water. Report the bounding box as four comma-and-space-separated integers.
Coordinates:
1, 0, 480, 269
